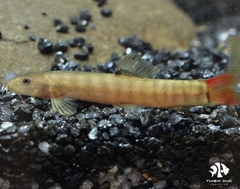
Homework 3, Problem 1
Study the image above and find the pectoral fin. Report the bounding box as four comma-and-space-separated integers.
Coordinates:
51, 97, 77, 115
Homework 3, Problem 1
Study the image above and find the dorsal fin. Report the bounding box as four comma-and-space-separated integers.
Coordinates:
227, 35, 240, 75
115, 54, 159, 78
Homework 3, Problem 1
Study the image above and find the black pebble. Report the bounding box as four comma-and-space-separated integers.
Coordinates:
191, 69, 201, 79
56, 24, 69, 33
74, 49, 89, 60
64, 144, 76, 156
41, 12, 47, 16
98, 146, 111, 155
181, 60, 194, 71
14, 103, 35, 122
68, 39, 76, 48
70, 16, 78, 25
82, 64, 93, 72
38, 38, 54, 54
118, 35, 152, 52
55, 134, 68, 145
147, 124, 163, 137
84, 43, 94, 53
80, 8, 92, 21
54, 40, 68, 53
110, 127, 119, 137
75, 24, 86, 32
54, 52, 69, 64
98, 61, 116, 73
200, 60, 213, 69
54, 18, 63, 26
127, 124, 141, 137
101, 132, 109, 140
24, 24, 29, 29
101, 7, 112, 17
0, 31, 2, 39
51, 52, 73, 71
219, 115, 240, 129
98, 0, 106, 7
179, 52, 190, 60
49, 143, 63, 156
167, 113, 186, 129
29, 35, 37, 41
169, 66, 180, 77
69, 37, 85, 48
234, 136, 240, 147
179, 72, 190, 79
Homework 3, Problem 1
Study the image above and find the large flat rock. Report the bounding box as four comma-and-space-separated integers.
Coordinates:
0, 0, 196, 81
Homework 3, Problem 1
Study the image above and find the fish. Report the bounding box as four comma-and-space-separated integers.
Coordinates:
3, 35, 240, 115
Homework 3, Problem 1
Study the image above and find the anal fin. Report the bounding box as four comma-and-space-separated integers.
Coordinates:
114, 104, 143, 112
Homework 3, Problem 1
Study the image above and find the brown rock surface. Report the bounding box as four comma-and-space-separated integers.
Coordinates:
0, 0, 196, 81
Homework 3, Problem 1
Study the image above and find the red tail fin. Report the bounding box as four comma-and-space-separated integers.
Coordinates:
205, 74, 240, 105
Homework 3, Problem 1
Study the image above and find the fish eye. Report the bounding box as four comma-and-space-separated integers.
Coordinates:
22, 78, 31, 85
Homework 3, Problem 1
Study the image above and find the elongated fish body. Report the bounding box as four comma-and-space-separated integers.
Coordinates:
4, 62, 239, 115
4, 35, 240, 115
42, 71, 209, 107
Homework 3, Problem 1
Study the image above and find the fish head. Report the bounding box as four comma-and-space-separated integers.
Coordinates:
5, 72, 50, 98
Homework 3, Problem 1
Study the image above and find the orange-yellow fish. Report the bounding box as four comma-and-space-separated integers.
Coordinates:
4, 35, 240, 115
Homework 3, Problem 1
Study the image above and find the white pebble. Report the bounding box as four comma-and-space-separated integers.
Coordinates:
154, 180, 167, 189
47, 183, 62, 189
38, 141, 50, 154
79, 180, 93, 189
32, 182, 39, 189
0, 177, 10, 189
108, 165, 118, 173
1, 122, 13, 130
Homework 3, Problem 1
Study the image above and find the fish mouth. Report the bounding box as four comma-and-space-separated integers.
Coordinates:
1, 83, 24, 101
1, 83, 8, 97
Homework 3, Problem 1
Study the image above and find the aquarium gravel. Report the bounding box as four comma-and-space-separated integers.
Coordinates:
1, 4, 240, 189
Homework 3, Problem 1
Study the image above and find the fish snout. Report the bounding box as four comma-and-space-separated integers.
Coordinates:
1, 83, 8, 97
